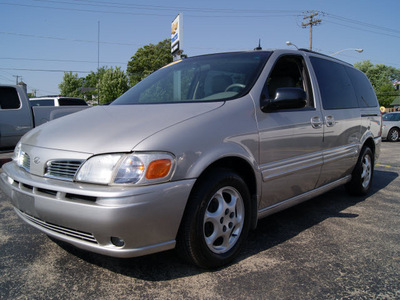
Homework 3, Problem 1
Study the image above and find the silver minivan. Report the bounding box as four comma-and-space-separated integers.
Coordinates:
0, 49, 381, 268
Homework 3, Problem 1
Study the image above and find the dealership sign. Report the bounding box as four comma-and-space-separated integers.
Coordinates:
171, 14, 182, 55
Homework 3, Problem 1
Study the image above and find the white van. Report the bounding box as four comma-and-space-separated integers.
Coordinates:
30, 96, 88, 107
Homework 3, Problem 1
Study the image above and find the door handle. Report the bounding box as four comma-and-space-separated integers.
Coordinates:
325, 115, 336, 127
311, 116, 322, 129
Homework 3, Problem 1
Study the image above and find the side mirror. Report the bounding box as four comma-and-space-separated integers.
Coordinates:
261, 87, 307, 112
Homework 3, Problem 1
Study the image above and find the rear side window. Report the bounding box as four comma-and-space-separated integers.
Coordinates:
0, 87, 21, 109
58, 98, 88, 106
345, 67, 378, 108
383, 113, 400, 121
310, 57, 358, 110
30, 99, 55, 106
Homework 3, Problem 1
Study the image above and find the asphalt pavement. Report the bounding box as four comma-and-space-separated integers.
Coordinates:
0, 142, 399, 299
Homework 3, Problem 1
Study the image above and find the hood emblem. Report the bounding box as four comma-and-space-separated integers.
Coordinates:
34, 157, 41, 164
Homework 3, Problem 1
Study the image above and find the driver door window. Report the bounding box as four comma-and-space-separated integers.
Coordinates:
266, 55, 314, 108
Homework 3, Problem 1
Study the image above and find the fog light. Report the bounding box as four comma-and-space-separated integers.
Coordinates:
110, 236, 125, 247
7, 176, 14, 185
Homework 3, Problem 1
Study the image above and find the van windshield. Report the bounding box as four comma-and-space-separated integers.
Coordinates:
112, 52, 271, 105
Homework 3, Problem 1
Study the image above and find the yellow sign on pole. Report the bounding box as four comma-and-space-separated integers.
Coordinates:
171, 14, 183, 56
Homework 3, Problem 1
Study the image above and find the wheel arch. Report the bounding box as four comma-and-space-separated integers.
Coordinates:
184, 156, 259, 231
362, 137, 376, 158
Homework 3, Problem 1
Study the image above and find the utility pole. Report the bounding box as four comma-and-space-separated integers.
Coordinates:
97, 21, 100, 105
302, 11, 322, 51
13, 75, 22, 85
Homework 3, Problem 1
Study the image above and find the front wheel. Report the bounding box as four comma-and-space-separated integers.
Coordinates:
176, 169, 251, 269
387, 128, 399, 142
346, 146, 374, 196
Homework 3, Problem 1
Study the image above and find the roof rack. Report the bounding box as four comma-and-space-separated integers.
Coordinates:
31, 95, 60, 98
297, 48, 352, 66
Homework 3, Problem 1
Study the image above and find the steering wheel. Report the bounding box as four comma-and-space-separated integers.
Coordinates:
224, 83, 246, 92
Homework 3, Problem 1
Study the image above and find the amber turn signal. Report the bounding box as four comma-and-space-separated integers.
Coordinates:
145, 159, 172, 179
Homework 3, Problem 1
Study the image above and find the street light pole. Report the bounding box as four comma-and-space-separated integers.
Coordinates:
330, 48, 363, 56
286, 41, 299, 49
98, 21, 100, 105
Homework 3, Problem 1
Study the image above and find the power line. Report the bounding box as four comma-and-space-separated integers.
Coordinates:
43, 0, 300, 15
2, 6, 398, 48
0, 74, 15, 83
0, 57, 126, 65
1, 2, 301, 18
2, 1, 398, 35
1, 2, 173, 17
0, 68, 57, 95
0, 67, 91, 73
0, 74, 58, 95
323, 20, 400, 40
325, 13, 400, 35
0, 31, 243, 52
0, 30, 143, 46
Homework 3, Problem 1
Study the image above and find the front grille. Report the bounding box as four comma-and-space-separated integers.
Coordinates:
18, 210, 98, 244
45, 160, 83, 181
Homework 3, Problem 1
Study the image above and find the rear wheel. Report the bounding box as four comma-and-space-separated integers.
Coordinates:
177, 169, 251, 269
387, 128, 399, 142
346, 146, 374, 196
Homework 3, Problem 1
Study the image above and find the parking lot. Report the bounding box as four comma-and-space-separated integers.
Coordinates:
1, 142, 399, 299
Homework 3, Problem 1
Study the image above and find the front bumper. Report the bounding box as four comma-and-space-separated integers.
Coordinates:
0, 161, 195, 258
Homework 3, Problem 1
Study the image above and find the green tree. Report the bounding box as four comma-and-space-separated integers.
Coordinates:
98, 67, 129, 104
376, 83, 399, 108
58, 72, 84, 97
127, 39, 173, 86
82, 67, 107, 100
354, 60, 400, 107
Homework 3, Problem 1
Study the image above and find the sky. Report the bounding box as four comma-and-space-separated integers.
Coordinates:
1, 0, 399, 96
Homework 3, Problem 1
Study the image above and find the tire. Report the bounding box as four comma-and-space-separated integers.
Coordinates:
346, 146, 374, 196
176, 169, 251, 269
387, 128, 399, 142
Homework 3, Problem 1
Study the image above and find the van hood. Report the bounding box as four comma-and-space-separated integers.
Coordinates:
22, 103, 223, 154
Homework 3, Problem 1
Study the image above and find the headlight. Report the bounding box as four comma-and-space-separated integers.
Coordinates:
75, 154, 122, 184
13, 141, 29, 170
75, 152, 175, 185
13, 142, 23, 165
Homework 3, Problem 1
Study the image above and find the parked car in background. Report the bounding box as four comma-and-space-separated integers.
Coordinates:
30, 96, 88, 107
382, 111, 400, 142
0, 85, 89, 150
